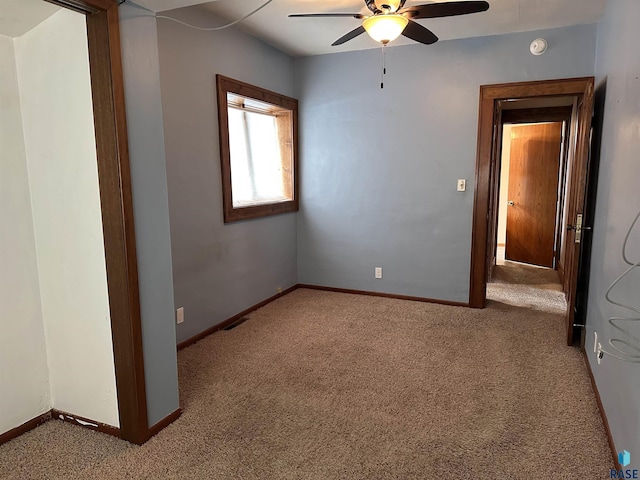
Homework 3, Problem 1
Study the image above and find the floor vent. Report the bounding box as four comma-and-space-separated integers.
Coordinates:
223, 317, 250, 331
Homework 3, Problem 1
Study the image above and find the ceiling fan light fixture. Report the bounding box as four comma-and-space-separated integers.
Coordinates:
363, 14, 408, 44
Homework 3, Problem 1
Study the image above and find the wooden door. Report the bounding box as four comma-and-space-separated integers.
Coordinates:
574, 81, 605, 346
505, 122, 563, 267
486, 103, 503, 281
564, 81, 595, 345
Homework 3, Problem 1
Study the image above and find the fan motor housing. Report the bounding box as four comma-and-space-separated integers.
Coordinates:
366, 0, 407, 14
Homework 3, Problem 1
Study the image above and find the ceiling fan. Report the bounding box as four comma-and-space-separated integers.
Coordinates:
289, 0, 490, 46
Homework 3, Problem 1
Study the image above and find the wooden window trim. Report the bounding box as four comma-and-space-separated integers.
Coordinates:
216, 75, 299, 223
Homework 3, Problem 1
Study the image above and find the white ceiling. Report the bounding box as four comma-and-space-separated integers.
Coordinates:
138, 0, 607, 57
0, 0, 605, 53
0, 0, 60, 38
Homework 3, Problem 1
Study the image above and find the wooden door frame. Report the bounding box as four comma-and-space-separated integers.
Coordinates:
45, 0, 149, 444
485, 102, 503, 283
469, 77, 594, 345
501, 105, 573, 124
554, 113, 573, 277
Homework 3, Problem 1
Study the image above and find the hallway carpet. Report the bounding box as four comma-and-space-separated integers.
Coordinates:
488, 260, 567, 314
0, 283, 612, 479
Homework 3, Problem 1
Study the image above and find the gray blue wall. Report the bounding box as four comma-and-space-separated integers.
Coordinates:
294, 24, 597, 302
156, 6, 298, 343
587, 0, 640, 462
119, 2, 180, 427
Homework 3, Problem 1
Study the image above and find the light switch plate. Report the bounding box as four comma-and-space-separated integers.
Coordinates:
457, 179, 466, 192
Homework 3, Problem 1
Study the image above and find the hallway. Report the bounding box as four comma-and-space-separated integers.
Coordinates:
487, 261, 566, 314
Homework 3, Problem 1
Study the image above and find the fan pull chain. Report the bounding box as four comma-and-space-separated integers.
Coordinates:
380, 44, 387, 89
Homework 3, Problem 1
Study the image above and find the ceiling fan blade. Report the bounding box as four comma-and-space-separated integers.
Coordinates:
332, 25, 366, 46
402, 19, 438, 45
401, 1, 489, 19
289, 13, 364, 19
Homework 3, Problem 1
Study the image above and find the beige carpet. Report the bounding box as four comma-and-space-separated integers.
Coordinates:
488, 261, 567, 314
0, 279, 612, 479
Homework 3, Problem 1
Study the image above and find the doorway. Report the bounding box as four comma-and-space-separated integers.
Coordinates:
0, 0, 149, 447
47, 0, 149, 445
469, 77, 595, 346
496, 120, 566, 270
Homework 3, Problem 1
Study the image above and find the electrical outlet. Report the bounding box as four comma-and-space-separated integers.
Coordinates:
596, 342, 603, 365
457, 179, 466, 192
375, 267, 382, 279
277, 286, 283, 293
176, 307, 184, 325
593, 331, 598, 353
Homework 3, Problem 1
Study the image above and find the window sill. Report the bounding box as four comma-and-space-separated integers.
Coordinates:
223, 199, 298, 223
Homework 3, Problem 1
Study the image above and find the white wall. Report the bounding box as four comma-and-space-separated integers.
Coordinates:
495, 125, 512, 265
497, 125, 513, 246
0, 34, 51, 436
14, 9, 119, 428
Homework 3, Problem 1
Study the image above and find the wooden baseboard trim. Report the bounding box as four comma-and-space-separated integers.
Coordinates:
51, 409, 120, 439
582, 352, 620, 470
148, 407, 182, 438
0, 411, 52, 446
177, 283, 469, 351
177, 285, 299, 350
297, 284, 469, 307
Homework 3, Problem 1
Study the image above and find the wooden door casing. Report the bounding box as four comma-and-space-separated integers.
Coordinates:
42, 0, 153, 445
486, 103, 503, 281
470, 77, 595, 346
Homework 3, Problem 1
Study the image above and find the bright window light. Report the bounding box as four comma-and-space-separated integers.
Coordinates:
228, 106, 288, 207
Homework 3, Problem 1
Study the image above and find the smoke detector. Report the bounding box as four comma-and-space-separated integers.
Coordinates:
530, 38, 548, 56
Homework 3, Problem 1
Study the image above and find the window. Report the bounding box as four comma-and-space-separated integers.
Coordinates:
216, 75, 298, 223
